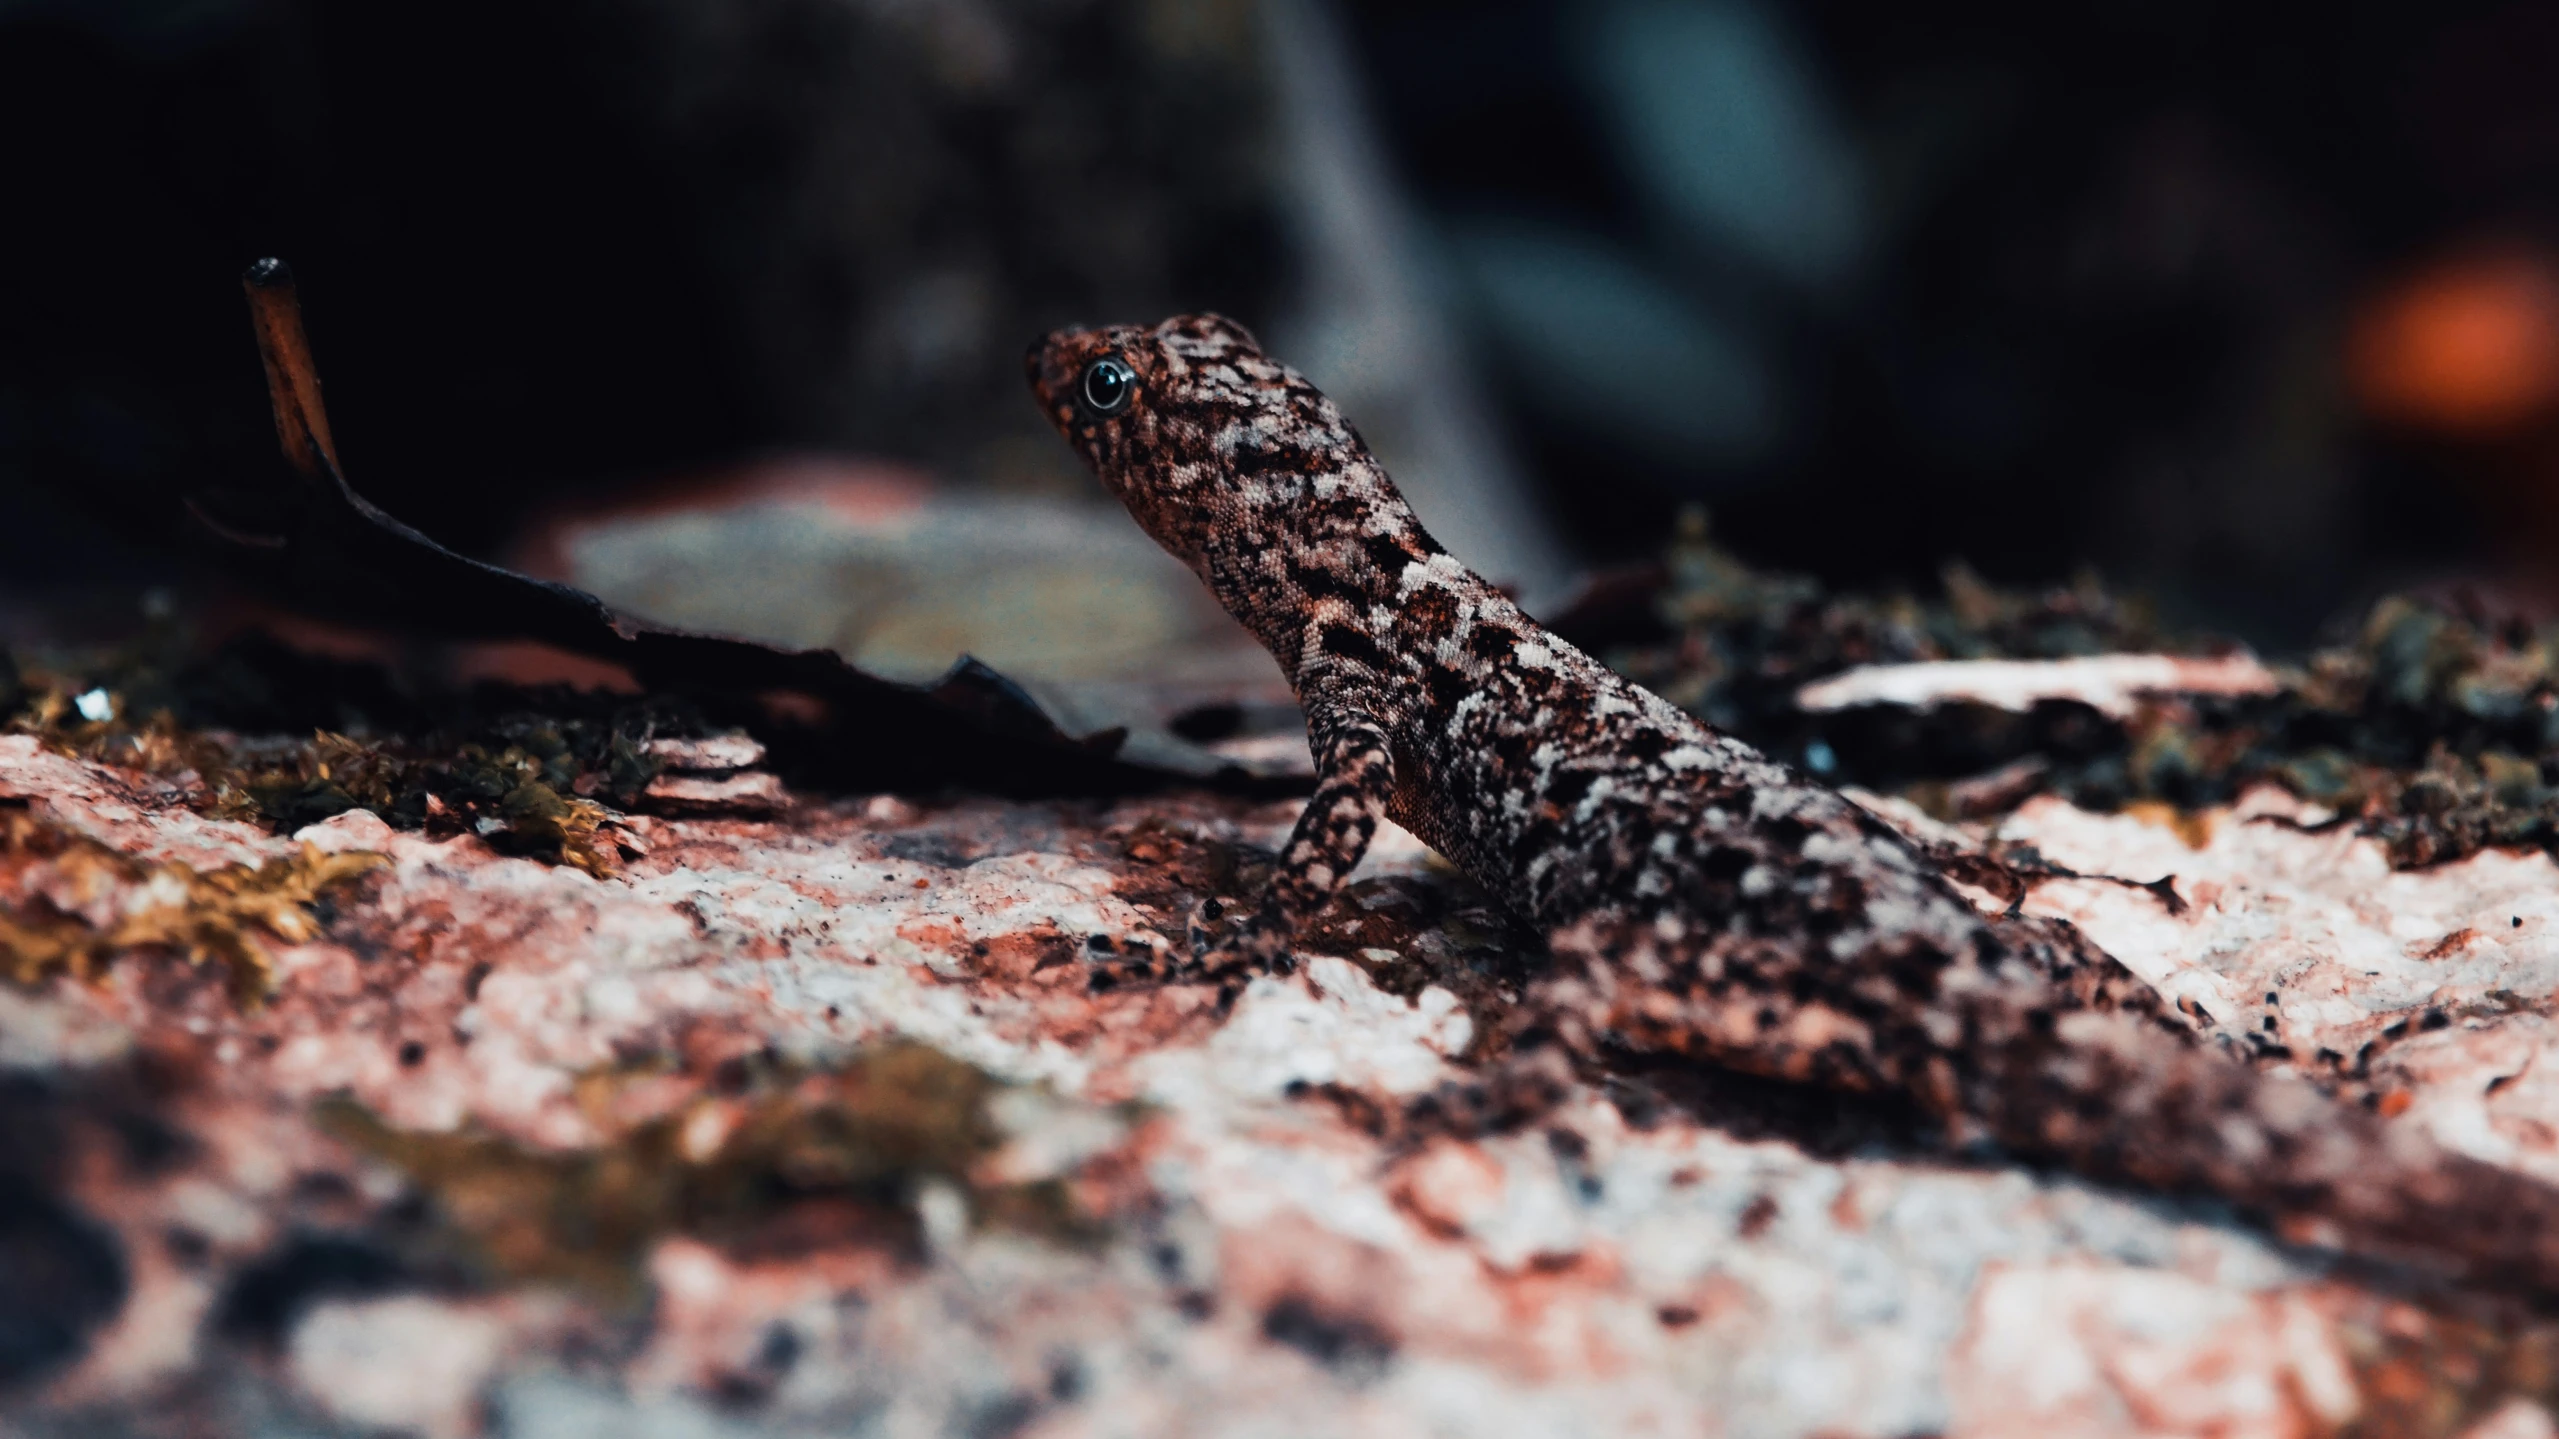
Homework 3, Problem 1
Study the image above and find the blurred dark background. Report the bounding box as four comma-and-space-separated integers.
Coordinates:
9, 0, 2559, 651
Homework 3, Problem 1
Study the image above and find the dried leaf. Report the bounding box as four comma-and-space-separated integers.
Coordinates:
196, 260, 1283, 798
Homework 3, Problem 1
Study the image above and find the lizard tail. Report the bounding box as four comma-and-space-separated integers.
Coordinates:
1948, 996, 2559, 1291
1543, 921, 2559, 1291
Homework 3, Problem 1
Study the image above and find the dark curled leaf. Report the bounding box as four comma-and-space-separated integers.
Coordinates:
198, 260, 1294, 799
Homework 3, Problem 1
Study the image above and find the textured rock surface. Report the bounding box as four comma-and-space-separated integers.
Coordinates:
7, 728, 2559, 1437
1795, 654, 2281, 718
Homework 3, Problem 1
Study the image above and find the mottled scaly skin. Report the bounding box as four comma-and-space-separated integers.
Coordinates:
1029, 312, 2559, 1290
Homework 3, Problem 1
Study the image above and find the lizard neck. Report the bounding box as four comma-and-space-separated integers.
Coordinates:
1193, 449, 1452, 690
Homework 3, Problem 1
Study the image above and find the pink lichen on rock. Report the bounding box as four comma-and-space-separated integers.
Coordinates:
8, 737, 2559, 1435
2005, 787, 2559, 1174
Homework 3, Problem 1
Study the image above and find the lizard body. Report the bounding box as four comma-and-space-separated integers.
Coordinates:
1028, 312, 2559, 1289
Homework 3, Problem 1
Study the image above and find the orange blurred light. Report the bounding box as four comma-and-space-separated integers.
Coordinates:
2350, 248, 2559, 434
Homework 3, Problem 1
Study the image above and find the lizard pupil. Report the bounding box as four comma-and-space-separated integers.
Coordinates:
1079, 357, 1135, 417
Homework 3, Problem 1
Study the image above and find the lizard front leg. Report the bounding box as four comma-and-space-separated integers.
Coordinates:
1192, 708, 1395, 974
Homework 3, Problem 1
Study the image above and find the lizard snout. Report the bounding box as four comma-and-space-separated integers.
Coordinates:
1023, 331, 1074, 412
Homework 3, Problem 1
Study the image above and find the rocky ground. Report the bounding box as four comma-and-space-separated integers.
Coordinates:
15, 526, 2559, 1436
6, 700, 2559, 1436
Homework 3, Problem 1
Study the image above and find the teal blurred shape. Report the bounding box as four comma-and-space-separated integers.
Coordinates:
1585, 0, 1865, 289
1445, 219, 1777, 467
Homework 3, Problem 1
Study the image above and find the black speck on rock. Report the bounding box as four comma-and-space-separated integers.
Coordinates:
882, 833, 981, 867
961, 1389, 1041, 1439
213, 1234, 410, 1347
0, 1178, 128, 1389
1261, 1295, 1396, 1379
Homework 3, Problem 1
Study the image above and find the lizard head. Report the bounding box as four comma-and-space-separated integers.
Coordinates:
1026, 313, 1350, 572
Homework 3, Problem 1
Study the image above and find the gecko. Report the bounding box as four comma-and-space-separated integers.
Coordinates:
1028, 312, 2559, 1290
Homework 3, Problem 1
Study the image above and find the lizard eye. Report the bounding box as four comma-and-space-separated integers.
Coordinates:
1079, 357, 1136, 417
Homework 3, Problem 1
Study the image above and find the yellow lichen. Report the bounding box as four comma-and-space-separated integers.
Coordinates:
0, 807, 385, 1000
10, 663, 650, 877
318, 1043, 1108, 1302
495, 773, 624, 879
10, 685, 232, 783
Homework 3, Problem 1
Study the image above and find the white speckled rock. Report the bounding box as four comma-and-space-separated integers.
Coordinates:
4, 739, 2556, 1436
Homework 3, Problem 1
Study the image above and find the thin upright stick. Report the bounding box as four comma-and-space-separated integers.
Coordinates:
241, 257, 343, 483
